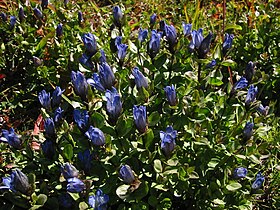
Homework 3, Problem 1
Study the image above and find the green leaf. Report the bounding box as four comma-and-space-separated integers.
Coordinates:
221, 59, 237, 67
63, 144, 73, 160
144, 129, 154, 148
36, 194, 47, 205
208, 77, 223, 86
154, 54, 167, 69
91, 112, 105, 128
225, 24, 242, 31
148, 112, 160, 126
226, 182, 242, 191
116, 117, 133, 137
36, 30, 55, 52
154, 159, 162, 173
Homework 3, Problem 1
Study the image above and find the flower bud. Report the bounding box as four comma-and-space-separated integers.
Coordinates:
113, 6, 123, 27
148, 30, 161, 59
10, 169, 31, 195
38, 90, 51, 110
252, 172, 265, 190
2, 128, 22, 149
79, 53, 94, 69
133, 105, 147, 133
73, 109, 90, 132
99, 62, 115, 89
85, 126, 105, 146
182, 22, 192, 36
160, 126, 177, 157
222, 33, 234, 55
189, 28, 204, 50
119, 165, 135, 184
165, 24, 177, 52
244, 61, 255, 83
99, 49, 107, 63
138, 28, 148, 43
78, 149, 93, 173
164, 85, 177, 106
33, 56, 43, 67
53, 107, 64, 124
206, 59, 216, 69
231, 77, 248, 95
78, 11, 83, 23
87, 73, 105, 92
56, 23, 63, 37
41, 0, 48, 9
19, 7, 25, 22
9, 16, 16, 30
150, 13, 156, 26
243, 122, 254, 141
52, 86, 64, 108
71, 71, 88, 101
105, 87, 122, 123
88, 189, 109, 210
44, 118, 55, 138
67, 178, 85, 193
257, 104, 269, 116
0, 12, 7, 22
61, 163, 79, 179
33, 8, 43, 20
132, 67, 148, 90
82, 33, 97, 56
245, 85, 258, 106
233, 167, 248, 179
117, 43, 128, 61
41, 139, 56, 159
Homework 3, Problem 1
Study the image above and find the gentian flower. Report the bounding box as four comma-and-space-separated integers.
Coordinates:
206, 59, 216, 68
1, 128, 22, 149
0, 177, 11, 190
138, 28, 148, 43
87, 73, 105, 92
71, 71, 88, 100
1, 12, 7, 22
113, 6, 123, 27
99, 49, 107, 63
88, 189, 109, 210
79, 53, 94, 69
9, 16, 16, 30
222, 33, 234, 55
117, 43, 128, 61
53, 107, 64, 123
56, 23, 63, 37
133, 105, 147, 133
33, 56, 43, 66
59, 193, 74, 208
132, 67, 148, 90
38, 90, 51, 110
41, 0, 48, 9
73, 109, 90, 132
33, 8, 43, 20
244, 61, 255, 83
164, 85, 177, 106
165, 24, 177, 51
19, 7, 25, 22
99, 62, 115, 89
67, 178, 85, 193
115, 36, 122, 47
232, 77, 248, 93
243, 122, 254, 141
41, 139, 56, 159
44, 118, 55, 138
257, 104, 269, 116
159, 20, 166, 35
252, 172, 265, 190
52, 86, 64, 107
160, 126, 177, 157
233, 167, 248, 179
189, 28, 204, 51
119, 165, 135, 184
61, 163, 79, 179
85, 126, 105, 146
82, 33, 97, 56
148, 30, 161, 59
78, 11, 83, 23
198, 32, 213, 58
182, 22, 192, 36
150, 13, 156, 26
245, 85, 258, 106
105, 87, 122, 123
78, 149, 93, 173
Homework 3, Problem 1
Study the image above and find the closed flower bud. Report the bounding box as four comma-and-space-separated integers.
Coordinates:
52, 86, 64, 107
56, 23, 63, 37
82, 33, 97, 56
119, 165, 135, 184
189, 28, 204, 51
61, 163, 79, 179
105, 87, 122, 123
165, 24, 177, 52
233, 167, 248, 179
41, 0, 48, 9
182, 22, 192, 36
1, 12, 7, 22
88, 189, 109, 210
44, 118, 55, 138
99, 49, 107, 63
257, 104, 269, 116
85, 126, 105, 146
117, 43, 128, 61
78, 11, 83, 23
164, 85, 177, 106
160, 126, 177, 157
244, 61, 256, 83
150, 13, 156, 26
2, 128, 22, 149
79, 53, 94, 69
33, 8, 43, 20
198, 32, 213, 58
133, 105, 147, 133
78, 149, 93, 173
252, 172, 265, 190
10, 169, 31, 195
87, 73, 105, 92
53, 107, 64, 123
231, 77, 248, 94
9, 16, 16, 30
71, 71, 88, 101
138, 28, 148, 43
148, 30, 161, 59
206, 59, 216, 69
159, 20, 166, 35
67, 178, 85, 193
113, 6, 123, 27
245, 85, 258, 106
19, 7, 25, 22
99, 62, 115, 89
132, 67, 148, 90
222, 33, 234, 55
73, 109, 90, 132
33, 56, 43, 67
243, 122, 254, 141
38, 90, 51, 109
41, 139, 56, 159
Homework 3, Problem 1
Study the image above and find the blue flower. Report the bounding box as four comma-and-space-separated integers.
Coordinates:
222, 33, 234, 55
53, 107, 64, 123
160, 126, 177, 157
252, 172, 265, 190
133, 105, 147, 133
9, 16, 16, 29
132, 67, 148, 90
33, 56, 43, 67
73, 109, 90, 132
38, 90, 51, 110
0, 177, 11, 190
115, 36, 122, 47
78, 11, 83, 23
1, 128, 22, 149
206, 59, 216, 69
117, 43, 128, 61
85, 126, 105, 146
182, 22, 192, 36
119, 165, 135, 184
61, 163, 79, 179
165, 24, 177, 50
113, 6, 123, 27
148, 30, 162, 59
1, 12, 7, 22
164, 85, 177, 106
78, 149, 93, 173
88, 189, 109, 210
105, 87, 122, 123
71, 71, 88, 100
41, 0, 48, 9
56, 23, 63, 37
8, 169, 31, 195
87, 73, 105, 92
243, 122, 254, 141
99, 62, 115, 89
79, 53, 94, 69
233, 167, 248, 179
52, 86, 64, 107
44, 118, 55, 138
245, 85, 258, 106
59, 193, 74, 208
67, 178, 85, 193
41, 139, 56, 159
244, 61, 255, 83
159, 20, 167, 35
257, 104, 269, 116
33, 8, 43, 20
232, 77, 248, 92
99, 49, 107, 63
198, 32, 213, 58
19, 7, 25, 22
138, 28, 148, 43
150, 13, 156, 26
189, 28, 204, 50
82, 33, 97, 56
